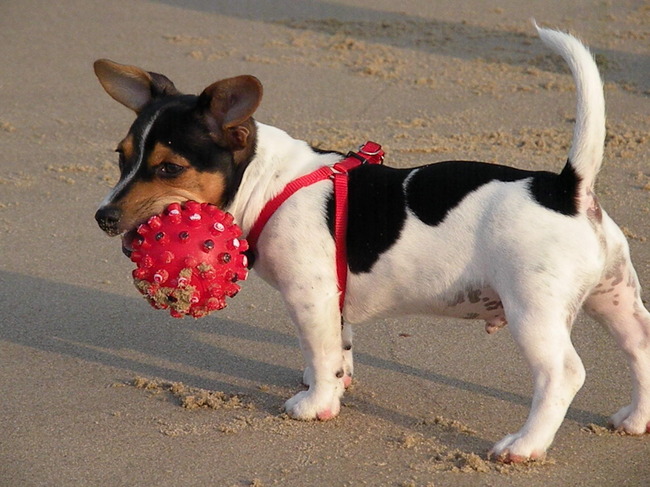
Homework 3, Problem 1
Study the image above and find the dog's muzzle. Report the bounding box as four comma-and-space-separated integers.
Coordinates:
95, 205, 122, 236
95, 205, 138, 257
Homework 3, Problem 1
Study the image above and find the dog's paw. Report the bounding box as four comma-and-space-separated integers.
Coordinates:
610, 404, 650, 434
284, 388, 342, 421
488, 433, 547, 463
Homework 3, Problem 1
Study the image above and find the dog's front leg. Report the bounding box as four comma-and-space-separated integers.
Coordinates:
303, 321, 354, 390
283, 286, 346, 421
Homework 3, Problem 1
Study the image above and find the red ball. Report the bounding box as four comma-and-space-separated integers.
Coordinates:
129, 201, 248, 318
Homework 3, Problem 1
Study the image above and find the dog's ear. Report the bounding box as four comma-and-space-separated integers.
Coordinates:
199, 75, 263, 150
93, 59, 179, 113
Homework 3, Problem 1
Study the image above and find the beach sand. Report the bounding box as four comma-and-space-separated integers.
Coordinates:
1, 1, 649, 485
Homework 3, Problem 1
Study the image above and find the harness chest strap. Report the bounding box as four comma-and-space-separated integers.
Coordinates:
245, 141, 384, 311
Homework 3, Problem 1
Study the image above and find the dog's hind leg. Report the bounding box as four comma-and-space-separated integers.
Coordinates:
584, 226, 650, 434
489, 301, 587, 462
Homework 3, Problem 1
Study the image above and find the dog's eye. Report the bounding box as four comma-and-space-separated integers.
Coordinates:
157, 162, 184, 178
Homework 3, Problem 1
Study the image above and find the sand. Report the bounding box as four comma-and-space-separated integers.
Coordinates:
1, 1, 649, 485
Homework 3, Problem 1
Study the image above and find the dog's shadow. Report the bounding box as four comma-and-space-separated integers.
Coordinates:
0, 270, 297, 408
0, 269, 608, 451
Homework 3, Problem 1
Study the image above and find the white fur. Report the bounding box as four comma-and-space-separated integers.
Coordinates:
226, 26, 650, 460
534, 22, 606, 193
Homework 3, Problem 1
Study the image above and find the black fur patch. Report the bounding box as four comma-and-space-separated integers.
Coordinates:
529, 161, 580, 216
408, 160, 580, 224
406, 161, 531, 226
327, 164, 409, 274
326, 160, 579, 275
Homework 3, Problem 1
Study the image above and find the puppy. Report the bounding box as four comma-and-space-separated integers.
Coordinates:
94, 24, 650, 462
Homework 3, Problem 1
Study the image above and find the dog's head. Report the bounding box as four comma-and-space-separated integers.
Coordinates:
93, 59, 262, 254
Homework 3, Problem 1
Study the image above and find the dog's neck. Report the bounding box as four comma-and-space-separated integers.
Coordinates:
226, 122, 340, 234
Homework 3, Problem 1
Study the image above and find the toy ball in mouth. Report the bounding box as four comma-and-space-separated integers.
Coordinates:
129, 201, 248, 318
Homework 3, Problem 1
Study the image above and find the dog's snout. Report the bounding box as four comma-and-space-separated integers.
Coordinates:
95, 205, 122, 236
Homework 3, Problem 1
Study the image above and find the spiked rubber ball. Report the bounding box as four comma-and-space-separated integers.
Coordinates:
129, 201, 248, 318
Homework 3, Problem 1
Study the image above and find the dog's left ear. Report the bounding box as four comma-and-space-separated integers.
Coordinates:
94, 59, 179, 113
200, 75, 263, 150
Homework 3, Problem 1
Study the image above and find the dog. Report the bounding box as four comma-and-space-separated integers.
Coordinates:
94, 24, 650, 462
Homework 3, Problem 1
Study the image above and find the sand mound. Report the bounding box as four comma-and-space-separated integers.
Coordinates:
131, 376, 255, 411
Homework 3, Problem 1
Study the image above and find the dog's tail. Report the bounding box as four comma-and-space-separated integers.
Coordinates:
534, 21, 605, 193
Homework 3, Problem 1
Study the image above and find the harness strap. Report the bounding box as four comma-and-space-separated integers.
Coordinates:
332, 169, 349, 310
246, 141, 384, 311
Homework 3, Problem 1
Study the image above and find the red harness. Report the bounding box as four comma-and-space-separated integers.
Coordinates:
246, 141, 384, 311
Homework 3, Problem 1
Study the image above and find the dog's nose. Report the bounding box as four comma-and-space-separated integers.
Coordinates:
95, 205, 122, 236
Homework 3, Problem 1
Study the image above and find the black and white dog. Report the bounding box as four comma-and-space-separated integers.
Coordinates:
94, 24, 650, 462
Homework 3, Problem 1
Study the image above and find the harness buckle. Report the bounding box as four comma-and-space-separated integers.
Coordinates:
357, 141, 384, 164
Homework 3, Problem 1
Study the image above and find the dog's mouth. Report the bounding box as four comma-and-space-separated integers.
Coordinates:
121, 228, 141, 258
